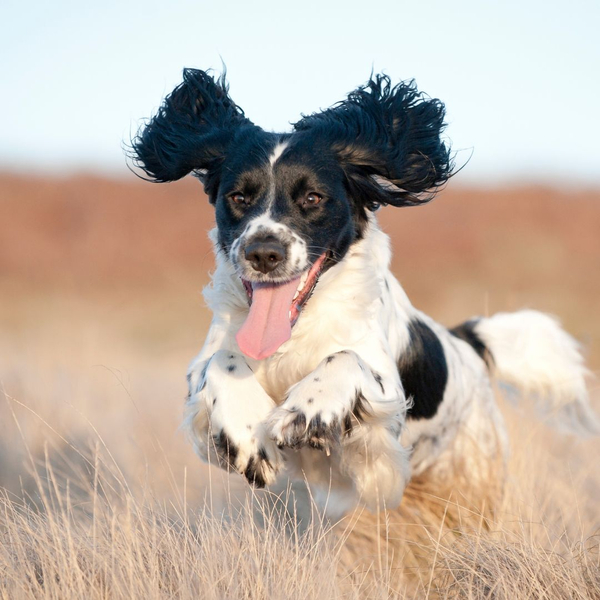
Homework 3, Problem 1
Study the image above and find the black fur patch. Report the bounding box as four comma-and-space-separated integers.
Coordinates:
213, 430, 238, 467
353, 390, 371, 420
243, 456, 266, 488
399, 319, 448, 420
342, 389, 371, 436
449, 319, 493, 366
306, 413, 341, 450
227, 364, 236, 373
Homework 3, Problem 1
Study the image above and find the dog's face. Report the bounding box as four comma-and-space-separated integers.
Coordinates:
214, 133, 356, 281
133, 69, 452, 358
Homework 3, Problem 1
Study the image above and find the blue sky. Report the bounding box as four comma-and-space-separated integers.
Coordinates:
1, 0, 599, 185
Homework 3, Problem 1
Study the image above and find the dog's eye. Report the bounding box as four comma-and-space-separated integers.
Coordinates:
230, 192, 247, 205
301, 192, 323, 207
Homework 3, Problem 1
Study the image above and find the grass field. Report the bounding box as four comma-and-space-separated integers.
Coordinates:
1, 174, 599, 598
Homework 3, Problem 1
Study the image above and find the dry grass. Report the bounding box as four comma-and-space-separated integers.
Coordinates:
2, 384, 599, 599
1, 175, 600, 598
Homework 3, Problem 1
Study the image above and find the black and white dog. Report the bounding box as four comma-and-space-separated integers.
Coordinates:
133, 69, 597, 518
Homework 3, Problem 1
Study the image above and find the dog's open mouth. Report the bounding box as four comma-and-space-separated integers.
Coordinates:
235, 253, 328, 360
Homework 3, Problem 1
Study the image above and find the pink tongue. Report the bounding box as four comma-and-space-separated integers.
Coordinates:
236, 277, 301, 360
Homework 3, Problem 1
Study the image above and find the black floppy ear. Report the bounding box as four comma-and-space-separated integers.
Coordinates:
293, 74, 453, 208
132, 68, 253, 183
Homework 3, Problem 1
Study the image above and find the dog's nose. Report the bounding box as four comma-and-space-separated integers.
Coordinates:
245, 237, 286, 274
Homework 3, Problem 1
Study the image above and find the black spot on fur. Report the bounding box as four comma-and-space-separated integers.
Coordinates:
290, 412, 306, 433
341, 390, 371, 437
326, 355, 336, 364
307, 397, 314, 404
450, 318, 493, 367
199, 363, 209, 392
342, 413, 354, 437
306, 413, 340, 449
399, 319, 448, 420
313, 377, 321, 382
353, 389, 371, 421
227, 364, 236, 373
213, 397, 217, 406
243, 456, 266, 488
371, 370, 385, 394
213, 431, 238, 466
228, 354, 235, 359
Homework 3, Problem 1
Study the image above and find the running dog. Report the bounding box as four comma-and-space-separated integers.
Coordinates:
132, 69, 597, 519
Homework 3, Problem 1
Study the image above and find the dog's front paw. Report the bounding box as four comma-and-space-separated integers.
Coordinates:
185, 350, 283, 487
210, 424, 281, 488
268, 407, 344, 453
268, 352, 372, 453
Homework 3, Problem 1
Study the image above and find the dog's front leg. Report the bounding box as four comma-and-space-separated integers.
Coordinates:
185, 330, 282, 487
268, 350, 411, 510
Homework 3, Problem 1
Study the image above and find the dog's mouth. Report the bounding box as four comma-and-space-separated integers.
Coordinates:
235, 252, 328, 360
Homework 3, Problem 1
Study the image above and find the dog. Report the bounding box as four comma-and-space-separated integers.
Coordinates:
132, 69, 598, 519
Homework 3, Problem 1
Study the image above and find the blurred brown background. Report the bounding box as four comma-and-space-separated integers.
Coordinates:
1, 173, 599, 504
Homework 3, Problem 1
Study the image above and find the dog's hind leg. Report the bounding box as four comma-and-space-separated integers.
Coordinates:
268, 349, 411, 511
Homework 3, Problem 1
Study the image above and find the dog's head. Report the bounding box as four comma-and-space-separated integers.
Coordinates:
132, 69, 452, 359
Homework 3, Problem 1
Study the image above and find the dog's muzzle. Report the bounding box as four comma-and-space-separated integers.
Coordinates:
244, 235, 286, 275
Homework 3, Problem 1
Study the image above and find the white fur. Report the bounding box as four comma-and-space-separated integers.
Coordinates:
268, 349, 410, 511
269, 142, 288, 166
185, 214, 596, 517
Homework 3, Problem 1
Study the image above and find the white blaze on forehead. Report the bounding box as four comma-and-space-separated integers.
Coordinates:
261, 140, 288, 214
269, 141, 289, 166
229, 140, 309, 273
